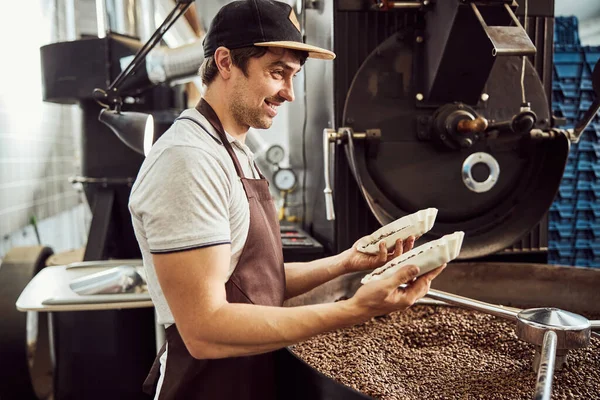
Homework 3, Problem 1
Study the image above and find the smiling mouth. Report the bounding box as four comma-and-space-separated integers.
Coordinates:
264, 100, 280, 111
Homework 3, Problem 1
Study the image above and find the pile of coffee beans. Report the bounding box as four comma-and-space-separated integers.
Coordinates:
291, 305, 600, 399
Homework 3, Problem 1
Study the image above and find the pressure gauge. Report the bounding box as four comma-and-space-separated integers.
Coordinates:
273, 168, 297, 191
266, 144, 285, 165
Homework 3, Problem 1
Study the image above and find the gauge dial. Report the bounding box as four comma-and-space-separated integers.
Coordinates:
266, 145, 285, 165
273, 168, 297, 191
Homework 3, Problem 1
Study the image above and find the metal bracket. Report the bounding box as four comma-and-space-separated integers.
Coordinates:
326, 127, 381, 143
373, 0, 432, 11
323, 127, 381, 221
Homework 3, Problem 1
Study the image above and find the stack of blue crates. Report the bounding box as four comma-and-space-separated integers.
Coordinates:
548, 16, 600, 267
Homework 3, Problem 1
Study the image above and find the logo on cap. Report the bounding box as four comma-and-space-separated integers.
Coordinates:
289, 10, 301, 33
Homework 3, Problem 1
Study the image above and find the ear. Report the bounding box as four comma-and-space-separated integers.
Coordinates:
214, 47, 233, 80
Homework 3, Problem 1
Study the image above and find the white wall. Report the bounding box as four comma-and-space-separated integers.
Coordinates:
0, 0, 95, 261
555, 0, 600, 45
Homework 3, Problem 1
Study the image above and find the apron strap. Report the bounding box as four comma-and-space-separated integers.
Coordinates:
142, 341, 167, 395
174, 116, 246, 179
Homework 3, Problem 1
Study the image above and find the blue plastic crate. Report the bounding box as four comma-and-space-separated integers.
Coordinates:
554, 16, 581, 46
549, 239, 573, 253
592, 182, 600, 197
577, 160, 594, 171
549, 219, 573, 232
549, 30, 600, 267
550, 202, 575, 219
575, 199, 593, 211
584, 46, 600, 69
575, 189, 595, 202
590, 242, 600, 256
562, 164, 576, 179
553, 48, 585, 64
553, 89, 580, 103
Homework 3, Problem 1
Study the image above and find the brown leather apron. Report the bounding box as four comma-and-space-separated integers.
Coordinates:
142, 99, 286, 399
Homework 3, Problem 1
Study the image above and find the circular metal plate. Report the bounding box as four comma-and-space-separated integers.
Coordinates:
462, 152, 500, 193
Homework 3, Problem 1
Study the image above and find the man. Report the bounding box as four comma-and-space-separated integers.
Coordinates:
129, 0, 446, 399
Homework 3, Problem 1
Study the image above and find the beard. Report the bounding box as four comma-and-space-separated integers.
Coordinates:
229, 96, 272, 130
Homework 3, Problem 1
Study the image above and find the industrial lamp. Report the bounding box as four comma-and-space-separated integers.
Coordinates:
93, 0, 194, 156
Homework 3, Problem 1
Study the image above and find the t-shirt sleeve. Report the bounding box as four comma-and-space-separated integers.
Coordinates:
132, 146, 233, 253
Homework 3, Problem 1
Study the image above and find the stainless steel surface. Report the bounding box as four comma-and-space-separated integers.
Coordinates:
69, 176, 135, 186
591, 320, 600, 330
461, 152, 500, 193
424, 288, 520, 321
137, 0, 156, 42
68, 265, 144, 295
298, 0, 335, 242
533, 330, 557, 399
97, 0, 143, 37
516, 308, 591, 349
519, 308, 591, 331
65, 259, 143, 269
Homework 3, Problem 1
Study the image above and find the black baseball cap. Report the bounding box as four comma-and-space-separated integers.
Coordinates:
202, 0, 336, 60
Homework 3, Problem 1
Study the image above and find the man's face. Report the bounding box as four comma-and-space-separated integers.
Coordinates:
228, 48, 302, 130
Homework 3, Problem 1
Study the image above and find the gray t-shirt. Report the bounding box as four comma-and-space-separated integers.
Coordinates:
129, 108, 260, 325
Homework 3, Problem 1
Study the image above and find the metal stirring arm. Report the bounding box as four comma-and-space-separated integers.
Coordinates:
565, 58, 600, 143
424, 288, 521, 321
533, 330, 558, 400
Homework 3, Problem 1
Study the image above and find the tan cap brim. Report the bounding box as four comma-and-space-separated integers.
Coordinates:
254, 41, 336, 60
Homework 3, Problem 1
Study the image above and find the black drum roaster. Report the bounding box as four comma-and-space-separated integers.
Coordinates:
289, 0, 600, 398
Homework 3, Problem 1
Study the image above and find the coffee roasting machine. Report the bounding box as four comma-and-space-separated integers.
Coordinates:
3, 0, 600, 399
308, 0, 580, 259
277, 0, 600, 399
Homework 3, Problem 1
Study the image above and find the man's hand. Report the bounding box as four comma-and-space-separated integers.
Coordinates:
349, 263, 446, 318
338, 236, 417, 274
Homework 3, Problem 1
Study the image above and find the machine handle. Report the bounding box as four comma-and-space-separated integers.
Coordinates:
457, 117, 488, 133
566, 59, 600, 143
569, 99, 600, 143
323, 129, 336, 221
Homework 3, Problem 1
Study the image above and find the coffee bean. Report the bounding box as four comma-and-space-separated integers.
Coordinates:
292, 306, 600, 399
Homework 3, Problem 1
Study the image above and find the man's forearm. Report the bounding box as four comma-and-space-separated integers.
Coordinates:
187, 299, 366, 359
284, 254, 346, 299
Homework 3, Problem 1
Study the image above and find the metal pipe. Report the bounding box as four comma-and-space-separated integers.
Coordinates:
374, 0, 426, 10
323, 129, 336, 220
425, 288, 521, 321
591, 320, 600, 330
533, 330, 557, 400
146, 40, 205, 84
389, 2, 423, 8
